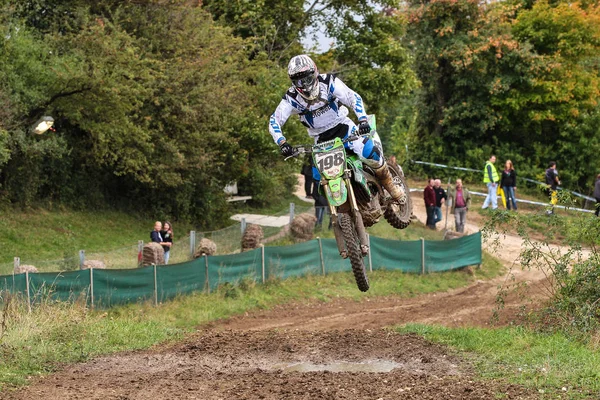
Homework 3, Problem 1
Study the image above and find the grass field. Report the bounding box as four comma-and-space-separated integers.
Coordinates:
398, 324, 600, 398
0, 194, 315, 276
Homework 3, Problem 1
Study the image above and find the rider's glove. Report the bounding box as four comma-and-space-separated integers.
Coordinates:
358, 120, 371, 135
279, 141, 294, 157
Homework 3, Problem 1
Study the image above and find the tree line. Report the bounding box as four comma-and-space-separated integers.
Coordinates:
0, 0, 598, 226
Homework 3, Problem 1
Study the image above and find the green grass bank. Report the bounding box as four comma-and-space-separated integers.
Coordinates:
398, 324, 600, 398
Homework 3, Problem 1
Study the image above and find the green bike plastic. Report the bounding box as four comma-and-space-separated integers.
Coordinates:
313, 137, 348, 206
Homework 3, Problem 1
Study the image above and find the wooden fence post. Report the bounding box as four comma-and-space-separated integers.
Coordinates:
204, 254, 210, 294
89, 267, 94, 309
79, 250, 85, 269
317, 238, 325, 275
190, 231, 196, 259
25, 270, 31, 313
420, 237, 426, 275
261, 245, 266, 283
153, 264, 158, 306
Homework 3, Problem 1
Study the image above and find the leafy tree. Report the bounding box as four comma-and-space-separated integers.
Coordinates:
404, 0, 600, 192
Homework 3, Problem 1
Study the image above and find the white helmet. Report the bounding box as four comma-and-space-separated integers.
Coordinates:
288, 55, 319, 101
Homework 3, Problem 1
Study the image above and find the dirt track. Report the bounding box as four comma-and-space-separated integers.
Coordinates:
2, 190, 549, 400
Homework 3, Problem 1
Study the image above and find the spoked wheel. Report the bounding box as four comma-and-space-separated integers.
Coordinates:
384, 164, 413, 230
338, 213, 369, 292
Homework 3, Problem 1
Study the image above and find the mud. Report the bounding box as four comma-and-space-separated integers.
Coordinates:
3, 330, 536, 399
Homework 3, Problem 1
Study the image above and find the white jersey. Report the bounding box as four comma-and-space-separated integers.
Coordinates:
269, 74, 368, 144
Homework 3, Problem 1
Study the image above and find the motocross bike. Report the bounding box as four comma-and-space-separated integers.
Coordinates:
288, 117, 412, 292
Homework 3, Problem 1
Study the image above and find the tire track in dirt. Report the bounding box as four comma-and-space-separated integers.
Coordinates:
2, 191, 551, 400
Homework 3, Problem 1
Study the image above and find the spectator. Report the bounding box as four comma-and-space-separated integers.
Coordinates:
388, 155, 397, 166
448, 179, 472, 233
150, 221, 163, 243
433, 179, 447, 227
594, 174, 600, 217
500, 160, 518, 210
545, 161, 561, 214
161, 221, 174, 264
424, 178, 436, 229
482, 155, 499, 210
312, 180, 330, 229
301, 158, 314, 199
150, 221, 171, 263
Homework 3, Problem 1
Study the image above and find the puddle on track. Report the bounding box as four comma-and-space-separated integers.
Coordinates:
273, 360, 402, 373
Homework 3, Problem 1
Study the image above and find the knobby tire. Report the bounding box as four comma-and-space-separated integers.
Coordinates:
338, 213, 369, 292
384, 164, 412, 230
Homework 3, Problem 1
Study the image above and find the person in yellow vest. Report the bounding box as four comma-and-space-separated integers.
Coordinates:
482, 155, 499, 209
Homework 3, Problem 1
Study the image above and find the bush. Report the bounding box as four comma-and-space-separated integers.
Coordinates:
483, 199, 600, 339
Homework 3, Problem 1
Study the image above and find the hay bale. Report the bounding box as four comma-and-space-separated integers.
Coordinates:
80, 260, 106, 270
14, 264, 38, 274
242, 224, 263, 252
142, 242, 165, 266
290, 213, 317, 242
194, 238, 217, 258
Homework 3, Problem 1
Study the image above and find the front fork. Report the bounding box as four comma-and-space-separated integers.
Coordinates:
330, 174, 369, 257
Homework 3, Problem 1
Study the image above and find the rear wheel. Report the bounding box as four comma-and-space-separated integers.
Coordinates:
384, 164, 413, 229
338, 213, 369, 292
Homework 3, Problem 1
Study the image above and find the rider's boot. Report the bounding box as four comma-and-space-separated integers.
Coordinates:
374, 162, 406, 203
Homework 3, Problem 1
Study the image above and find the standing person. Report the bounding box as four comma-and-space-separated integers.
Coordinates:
500, 160, 518, 210
268, 54, 405, 204
312, 179, 329, 229
161, 221, 174, 264
433, 179, 447, 227
448, 179, 472, 233
301, 158, 313, 199
150, 221, 171, 263
150, 221, 163, 244
482, 155, 499, 210
594, 174, 600, 217
545, 161, 561, 214
424, 179, 436, 229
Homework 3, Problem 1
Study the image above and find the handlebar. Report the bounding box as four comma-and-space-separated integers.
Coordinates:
284, 134, 369, 161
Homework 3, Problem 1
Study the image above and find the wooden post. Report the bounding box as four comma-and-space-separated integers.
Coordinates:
367, 234, 372, 273
153, 264, 158, 306
317, 238, 325, 275
420, 237, 426, 275
12, 257, 18, 291
79, 250, 85, 269
261, 245, 266, 283
289, 202, 295, 224
444, 177, 451, 231
204, 254, 210, 294
89, 267, 94, 309
25, 270, 31, 313
189, 231, 196, 259
137, 240, 144, 267
241, 218, 247, 235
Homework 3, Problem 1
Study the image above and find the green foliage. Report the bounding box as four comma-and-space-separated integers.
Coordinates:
326, 8, 417, 125
404, 0, 600, 191
0, 1, 302, 225
482, 200, 600, 339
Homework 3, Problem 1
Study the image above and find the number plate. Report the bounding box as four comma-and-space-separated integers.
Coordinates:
315, 148, 345, 178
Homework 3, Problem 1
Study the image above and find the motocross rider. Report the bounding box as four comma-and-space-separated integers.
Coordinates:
268, 54, 405, 203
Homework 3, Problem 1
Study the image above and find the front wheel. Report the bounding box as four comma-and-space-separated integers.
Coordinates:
338, 213, 369, 292
384, 164, 413, 229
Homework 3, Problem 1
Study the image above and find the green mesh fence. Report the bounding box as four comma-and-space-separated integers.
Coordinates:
0, 232, 482, 309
